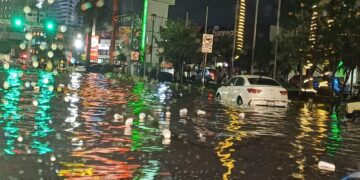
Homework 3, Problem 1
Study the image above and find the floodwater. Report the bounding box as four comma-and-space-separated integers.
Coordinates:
0, 68, 359, 179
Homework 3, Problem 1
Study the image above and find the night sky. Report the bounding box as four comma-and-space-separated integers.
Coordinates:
169, 0, 278, 27
168, 0, 286, 68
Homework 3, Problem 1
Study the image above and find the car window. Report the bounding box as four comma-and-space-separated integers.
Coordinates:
225, 77, 237, 86
248, 78, 280, 86
234, 77, 244, 86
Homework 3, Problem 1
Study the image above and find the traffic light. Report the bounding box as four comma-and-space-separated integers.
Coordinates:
44, 19, 57, 34
11, 15, 25, 30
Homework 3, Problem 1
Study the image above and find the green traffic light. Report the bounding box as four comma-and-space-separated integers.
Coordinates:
47, 23, 54, 30
15, 19, 22, 26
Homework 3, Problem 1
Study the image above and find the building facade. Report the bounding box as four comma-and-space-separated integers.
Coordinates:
47, 0, 83, 28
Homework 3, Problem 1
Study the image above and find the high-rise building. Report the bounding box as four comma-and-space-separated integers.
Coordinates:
47, 0, 83, 27
0, 0, 25, 20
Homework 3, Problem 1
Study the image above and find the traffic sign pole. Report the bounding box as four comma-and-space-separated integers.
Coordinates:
202, 6, 209, 88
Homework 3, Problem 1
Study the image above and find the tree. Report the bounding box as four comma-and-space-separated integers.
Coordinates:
279, 0, 360, 97
208, 36, 233, 66
156, 20, 202, 71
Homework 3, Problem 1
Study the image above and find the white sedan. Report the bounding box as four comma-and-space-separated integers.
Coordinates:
216, 75, 288, 107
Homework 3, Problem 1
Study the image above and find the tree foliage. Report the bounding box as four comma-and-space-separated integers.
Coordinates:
156, 20, 202, 68
279, 0, 360, 76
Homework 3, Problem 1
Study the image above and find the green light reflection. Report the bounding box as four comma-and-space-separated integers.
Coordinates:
1, 68, 23, 155
31, 70, 55, 154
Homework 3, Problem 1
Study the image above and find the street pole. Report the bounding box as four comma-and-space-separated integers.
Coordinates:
250, 0, 259, 75
150, 14, 156, 78
110, 0, 119, 65
186, 12, 189, 28
273, 0, 282, 79
231, 0, 239, 76
202, 6, 209, 88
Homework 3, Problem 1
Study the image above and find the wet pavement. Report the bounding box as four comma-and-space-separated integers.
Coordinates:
0, 68, 360, 179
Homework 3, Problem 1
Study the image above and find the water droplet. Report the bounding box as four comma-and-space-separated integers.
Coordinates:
3, 81, 10, 89
17, 136, 23, 142
50, 155, 56, 161
3, 62, 9, 69
25, 33, 32, 40
32, 61, 39, 68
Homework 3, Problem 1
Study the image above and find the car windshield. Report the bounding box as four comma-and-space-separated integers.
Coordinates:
248, 78, 280, 86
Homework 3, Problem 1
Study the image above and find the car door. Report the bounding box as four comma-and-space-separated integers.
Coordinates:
222, 77, 238, 100
227, 77, 245, 101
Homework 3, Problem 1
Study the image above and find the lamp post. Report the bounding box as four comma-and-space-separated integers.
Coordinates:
150, 14, 157, 77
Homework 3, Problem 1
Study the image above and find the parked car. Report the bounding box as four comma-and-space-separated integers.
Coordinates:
216, 75, 288, 107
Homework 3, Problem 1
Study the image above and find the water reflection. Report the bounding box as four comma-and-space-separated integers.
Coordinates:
215, 107, 247, 180
58, 75, 166, 179
31, 70, 55, 154
1, 68, 23, 154
290, 104, 329, 179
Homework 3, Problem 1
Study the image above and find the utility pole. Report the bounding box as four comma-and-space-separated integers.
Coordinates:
250, 0, 259, 74
202, 6, 209, 87
273, 0, 282, 79
110, 0, 119, 65
231, 0, 239, 76
150, 14, 156, 78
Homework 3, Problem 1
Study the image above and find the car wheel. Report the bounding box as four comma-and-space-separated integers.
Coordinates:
237, 96, 243, 105
216, 93, 221, 100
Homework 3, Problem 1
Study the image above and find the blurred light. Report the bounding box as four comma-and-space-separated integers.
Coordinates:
23, 6, 31, 14
48, 51, 54, 58
74, 39, 83, 49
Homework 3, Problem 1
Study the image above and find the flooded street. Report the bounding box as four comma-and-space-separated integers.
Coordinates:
0, 69, 360, 179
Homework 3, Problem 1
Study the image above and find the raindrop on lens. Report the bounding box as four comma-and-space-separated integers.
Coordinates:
58, 44, 64, 50
24, 6, 31, 14
96, 0, 105, 7
47, 51, 54, 58
25, 33, 32, 40
60, 25, 67, 33
40, 44, 46, 50
3, 81, 10, 89
20, 43, 26, 50
3, 62, 10, 69
32, 61, 39, 68
17, 136, 23, 142
4, 54, 10, 61
50, 155, 56, 161
51, 43, 57, 50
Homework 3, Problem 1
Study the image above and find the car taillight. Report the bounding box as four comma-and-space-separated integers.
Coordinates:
247, 88, 262, 94
280, 90, 288, 95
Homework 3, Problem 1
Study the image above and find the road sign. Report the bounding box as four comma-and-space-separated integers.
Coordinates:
202, 46, 213, 53
202, 34, 213, 53
115, 14, 132, 23
131, 51, 139, 61
202, 34, 213, 46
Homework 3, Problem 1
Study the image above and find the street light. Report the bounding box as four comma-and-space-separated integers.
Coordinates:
74, 36, 83, 65
150, 13, 157, 77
